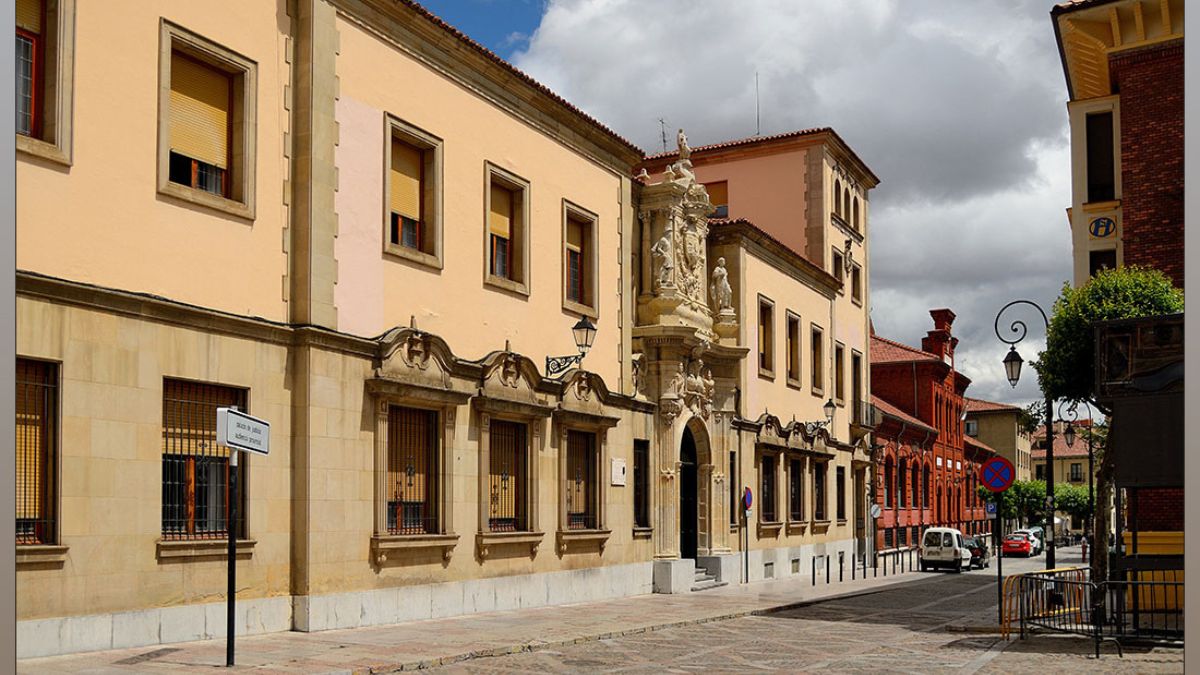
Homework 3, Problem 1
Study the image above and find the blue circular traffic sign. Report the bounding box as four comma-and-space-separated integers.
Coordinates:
980, 456, 1015, 493
743, 486, 753, 510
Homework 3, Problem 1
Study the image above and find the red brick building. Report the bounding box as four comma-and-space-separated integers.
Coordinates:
871, 309, 991, 552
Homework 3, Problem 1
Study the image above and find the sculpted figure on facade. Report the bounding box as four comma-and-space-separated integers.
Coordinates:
710, 257, 733, 312
651, 225, 675, 291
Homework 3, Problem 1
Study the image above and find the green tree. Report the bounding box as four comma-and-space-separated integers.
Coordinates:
1054, 482, 1091, 527
1035, 266, 1183, 405
1034, 266, 1178, 582
976, 480, 1048, 529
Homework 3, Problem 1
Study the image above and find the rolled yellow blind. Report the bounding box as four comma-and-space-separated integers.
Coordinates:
16, 0, 41, 33
15, 407, 43, 519
566, 216, 585, 251
170, 52, 231, 169
705, 181, 728, 207
489, 184, 512, 238
390, 140, 422, 220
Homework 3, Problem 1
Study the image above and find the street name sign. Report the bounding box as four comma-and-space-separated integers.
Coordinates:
980, 456, 1015, 493
216, 407, 270, 456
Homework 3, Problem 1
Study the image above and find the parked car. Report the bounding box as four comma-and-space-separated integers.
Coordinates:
1013, 528, 1044, 555
1002, 533, 1033, 557
963, 536, 991, 569
919, 527, 973, 573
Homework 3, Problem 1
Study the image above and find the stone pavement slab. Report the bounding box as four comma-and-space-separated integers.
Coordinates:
20, 559, 935, 674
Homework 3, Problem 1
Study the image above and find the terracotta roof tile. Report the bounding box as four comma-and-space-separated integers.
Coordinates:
872, 395, 937, 435
400, 1, 642, 157
1031, 422, 1095, 459
643, 127, 831, 161
965, 397, 1020, 414
870, 334, 940, 365
964, 435, 997, 455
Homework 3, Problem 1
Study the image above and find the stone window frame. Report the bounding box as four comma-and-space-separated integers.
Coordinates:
756, 294, 775, 380
156, 19, 258, 221
831, 247, 845, 290
561, 199, 599, 318
810, 323, 825, 397
784, 310, 802, 389
383, 114, 444, 270
369, 395, 461, 566
15, 356, 69, 567
475, 403, 549, 559
833, 341, 846, 406
15, 0, 76, 166
755, 446, 784, 538
836, 464, 847, 524
553, 411, 617, 555
850, 263, 863, 306
785, 454, 807, 535
483, 161, 532, 297
811, 457, 830, 526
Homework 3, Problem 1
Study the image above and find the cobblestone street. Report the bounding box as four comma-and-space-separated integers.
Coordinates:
438, 562, 1183, 674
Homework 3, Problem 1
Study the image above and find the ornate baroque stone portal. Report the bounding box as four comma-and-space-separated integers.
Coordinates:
634, 131, 748, 570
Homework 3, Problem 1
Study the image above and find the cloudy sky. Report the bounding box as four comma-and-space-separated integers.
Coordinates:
424, 0, 1074, 408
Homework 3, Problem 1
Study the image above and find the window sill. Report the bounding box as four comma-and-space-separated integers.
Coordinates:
158, 181, 255, 221
1082, 199, 1121, 212
557, 528, 611, 554
562, 298, 599, 320
157, 538, 256, 562
786, 377, 803, 391
477, 531, 543, 559
484, 274, 530, 298
372, 533, 459, 564
16, 544, 69, 567
786, 521, 807, 536
633, 526, 653, 539
17, 135, 70, 166
851, 297, 863, 308
811, 519, 831, 533
384, 243, 443, 270
811, 388, 825, 398
758, 369, 775, 381
757, 521, 783, 538
837, 519, 848, 526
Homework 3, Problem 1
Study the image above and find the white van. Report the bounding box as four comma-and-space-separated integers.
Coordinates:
919, 527, 973, 573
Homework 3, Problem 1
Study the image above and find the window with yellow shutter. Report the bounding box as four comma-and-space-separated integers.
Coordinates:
758, 297, 774, 375
390, 139, 424, 250
484, 163, 530, 291
16, 358, 56, 545
562, 202, 598, 312
383, 116, 443, 264
490, 183, 514, 279
168, 51, 232, 197
387, 406, 439, 534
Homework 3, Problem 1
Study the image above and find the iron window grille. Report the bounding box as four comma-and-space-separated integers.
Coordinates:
899, 526, 908, 547
161, 379, 247, 540
836, 466, 846, 520
387, 406, 439, 535
16, 358, 56, 545
634, 440, 650, 528
565, 430, 597, 530
729, 451, 738, 525
789, 458, 804, 521
567, 248, 584, 303
16, 28, 38, 137
488, 420, 526, 532
391, 213, 422, 250
814, 462, 827, 520
761, 455, 777, 522
884, 527, 894, 549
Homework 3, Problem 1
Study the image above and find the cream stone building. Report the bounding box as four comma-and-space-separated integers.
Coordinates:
964, 397, 1033, 482
15, 0, 878, 658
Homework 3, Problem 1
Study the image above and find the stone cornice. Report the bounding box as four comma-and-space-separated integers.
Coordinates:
331, 0, 643, 173
708, 220, 841, 297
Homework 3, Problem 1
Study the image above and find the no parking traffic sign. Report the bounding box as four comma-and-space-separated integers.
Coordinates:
980, 456, 1015, 493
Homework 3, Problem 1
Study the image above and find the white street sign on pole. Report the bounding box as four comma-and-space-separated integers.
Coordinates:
217, 408, 270, 456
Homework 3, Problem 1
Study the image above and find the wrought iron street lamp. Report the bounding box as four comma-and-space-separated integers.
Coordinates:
1059, 399, 1095, 569
546, 316, 597, 378
995, 299, 1057, 569
802, 398, 837, 436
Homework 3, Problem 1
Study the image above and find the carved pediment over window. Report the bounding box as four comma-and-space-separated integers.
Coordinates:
557, 368, 617, 419
375, 326, 456, 390
752, 411, 787, 448
478, 348, 545, 406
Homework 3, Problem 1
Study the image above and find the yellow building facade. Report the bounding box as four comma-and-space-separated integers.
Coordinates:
15, 0, 879, 657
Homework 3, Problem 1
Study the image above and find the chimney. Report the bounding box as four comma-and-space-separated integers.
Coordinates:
921, 308, 956, 360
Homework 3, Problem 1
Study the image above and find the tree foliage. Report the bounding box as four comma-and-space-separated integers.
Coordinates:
1053, 483, 1092, 523
977, 479, 1049, 527
1036, 266, 1183, 404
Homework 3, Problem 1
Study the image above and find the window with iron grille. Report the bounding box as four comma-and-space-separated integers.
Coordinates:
898, 458, 907, 508
884, 527, 894, 548
789, 458, 804, 521
634, 440, 650, 528
761, 454, 777, 522
899, 526, 907, 547
16, 27, 38, 137
16, 358, 56, 545
912, 526, 920, 544
923, 465, 930, 508
565, 430, 597, 530
488, 420, 527, 532
387, 406, 438, 535
161, 379, 247, 540
836, 466, 846, 520
814, 461, 826, 520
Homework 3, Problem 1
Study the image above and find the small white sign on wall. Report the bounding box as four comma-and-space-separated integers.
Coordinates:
936, 457, 943, 467
956, 460, 962, 471
611, 458, 627, 486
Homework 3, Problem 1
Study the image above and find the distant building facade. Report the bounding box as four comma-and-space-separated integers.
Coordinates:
965, 397, 1033, 482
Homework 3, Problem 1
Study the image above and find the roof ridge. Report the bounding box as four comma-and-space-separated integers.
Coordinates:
643, 127, 832, 161
399, 0, 643, 157
871, 334, 939, 360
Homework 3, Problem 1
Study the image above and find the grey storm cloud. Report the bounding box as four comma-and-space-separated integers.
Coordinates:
512, 0, 1075, 406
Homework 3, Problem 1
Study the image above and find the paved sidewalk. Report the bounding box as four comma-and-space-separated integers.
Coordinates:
20, 559, 933, 674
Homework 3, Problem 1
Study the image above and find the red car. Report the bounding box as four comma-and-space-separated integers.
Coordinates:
1002, 533, 1033, 557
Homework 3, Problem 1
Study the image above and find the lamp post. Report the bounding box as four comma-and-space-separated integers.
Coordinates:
995, 299, 1056, 570
545, 316, 598, 378
1059, 399, 1095, 568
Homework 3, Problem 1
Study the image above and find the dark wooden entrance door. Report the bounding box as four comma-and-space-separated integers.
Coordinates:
680, 428, 698, 559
